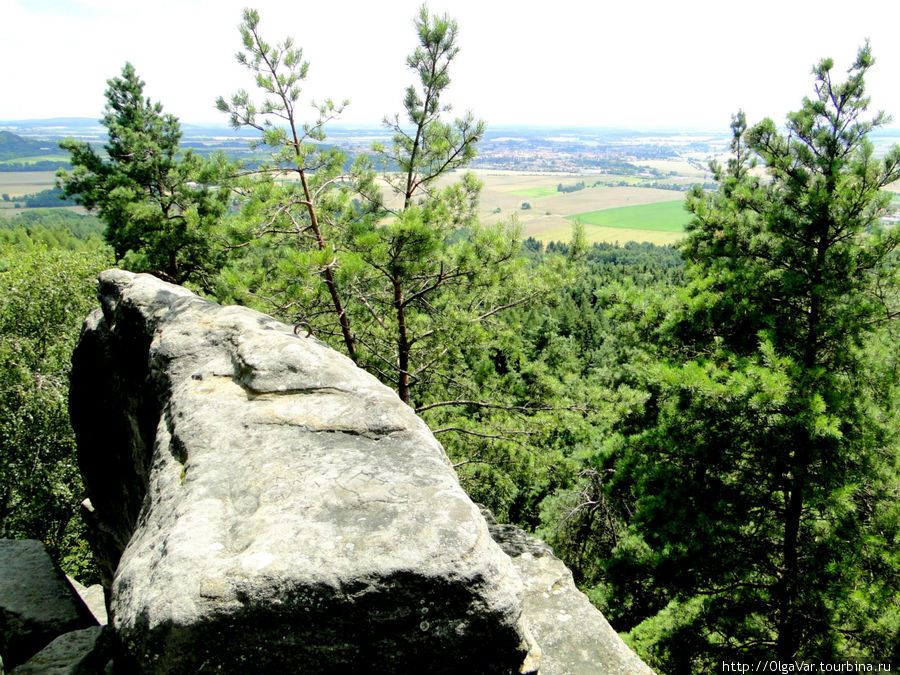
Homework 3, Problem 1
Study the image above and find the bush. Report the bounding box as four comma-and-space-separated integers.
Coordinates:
0, 243, 111, 582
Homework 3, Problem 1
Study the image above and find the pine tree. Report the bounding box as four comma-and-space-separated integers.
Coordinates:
583, 45, 900, 670
216, 8, 356, 359
58, 63, 232, 290
343, 5, 535, 406
377, 5, 484, 210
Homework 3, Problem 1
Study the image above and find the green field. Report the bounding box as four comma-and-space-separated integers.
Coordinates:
567, 199, 689, 232
509, 186, 560, 198
0, 154, 70, 165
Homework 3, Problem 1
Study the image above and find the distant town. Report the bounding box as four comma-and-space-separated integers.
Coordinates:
2, 118, 898, 244
1, 117, 735, 174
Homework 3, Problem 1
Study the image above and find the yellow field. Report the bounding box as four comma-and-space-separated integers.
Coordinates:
537, 222, 685, 246
638, 159, 709, 178
0, 171, 58, 198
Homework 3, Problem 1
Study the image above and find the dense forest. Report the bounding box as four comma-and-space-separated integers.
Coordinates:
1, 8, 898, 673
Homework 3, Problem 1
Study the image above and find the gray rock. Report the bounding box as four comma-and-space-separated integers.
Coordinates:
483, 512, 655, 674
65, 578, 107, 626
70, 270, 538, 674
10, 626, 109, 674
0, 540, 97, 669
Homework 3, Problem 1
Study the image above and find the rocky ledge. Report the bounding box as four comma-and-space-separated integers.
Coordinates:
62, 269, 652, 674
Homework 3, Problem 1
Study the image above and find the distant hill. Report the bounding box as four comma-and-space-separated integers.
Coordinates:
0, 130, 57, 161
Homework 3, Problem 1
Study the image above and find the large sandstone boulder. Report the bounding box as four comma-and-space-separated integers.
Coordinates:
10, 626, 109, 675
0, 540, 97, 669
484, 512, 655, 674
70, 270, 537, 673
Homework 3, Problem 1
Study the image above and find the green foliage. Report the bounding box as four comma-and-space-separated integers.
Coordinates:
0, 243, 111, 582
557, 181, 586, 194
19, 186, 75, 208
0, 210, 106, 251
550, 45, 900, 671
216, 7, 347, 165
344, 5, 507, 402
218, 6, 532, 413
58, 63, 233, 291
470, 239, 683, 525
339, 7, 550, 425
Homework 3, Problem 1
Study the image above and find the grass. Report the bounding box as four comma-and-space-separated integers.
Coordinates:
567, 200, 689, 233
508, 186, 560, 198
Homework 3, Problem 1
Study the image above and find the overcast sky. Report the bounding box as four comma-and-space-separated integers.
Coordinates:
3, 0, 899, 130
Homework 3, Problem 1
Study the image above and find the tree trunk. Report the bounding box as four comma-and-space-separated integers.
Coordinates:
393, 278, 411, 404
298, 169, 356, 362
776, 465, 803, 661
776, 243, 826, 660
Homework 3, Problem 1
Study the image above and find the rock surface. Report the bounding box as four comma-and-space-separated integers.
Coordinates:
484, 512, 656, 674
65, 578, 106, 627
10, 626, 109, 675
0, 540, 97, 669
70, 270, 537, 673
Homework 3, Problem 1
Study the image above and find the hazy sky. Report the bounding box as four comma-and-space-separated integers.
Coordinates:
4, 0, 899, 130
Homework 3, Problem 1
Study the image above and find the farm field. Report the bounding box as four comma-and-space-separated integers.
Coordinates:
0, 154, 70, 165
470, 169, 691, 245
0, 165, 698, 245
0, 171, 58, 198
638, 158, 707, 177
569, 200, 689, 232
540, 223, 684, 246
509, 186, 560, 198
543, 200, 690, 246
